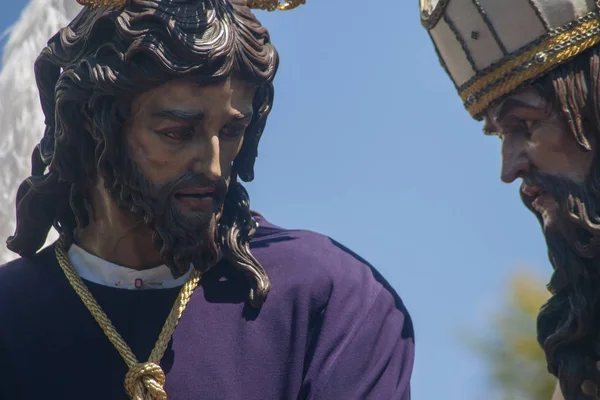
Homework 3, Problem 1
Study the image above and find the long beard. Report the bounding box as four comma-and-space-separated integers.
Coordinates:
526, 166, 600, 258
105, 157, 228, 278
527, 165, 600, 398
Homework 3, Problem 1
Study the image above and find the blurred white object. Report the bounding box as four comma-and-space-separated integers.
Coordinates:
0, 0, 81, 262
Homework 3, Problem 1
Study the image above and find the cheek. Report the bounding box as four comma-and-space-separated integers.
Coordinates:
127, 129, 180, 183
528, 124, 592, 181
219, 136, 245, 174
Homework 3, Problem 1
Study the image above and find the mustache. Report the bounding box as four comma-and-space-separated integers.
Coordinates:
524, 168, 582, 201
520, 168, 589, 216
149, 172, 228, 210
522, 167, 600, 258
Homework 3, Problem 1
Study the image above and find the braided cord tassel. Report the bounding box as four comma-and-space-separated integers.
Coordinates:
55, 245, 202, 400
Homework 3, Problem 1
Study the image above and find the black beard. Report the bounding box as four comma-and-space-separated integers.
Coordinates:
524, 166, 600, 399
104, 157, 228, 278
522, 167, 600, 257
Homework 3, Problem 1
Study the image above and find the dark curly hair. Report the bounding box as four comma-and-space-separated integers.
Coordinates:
7, 0, 278, 308
515, 46, 600, 399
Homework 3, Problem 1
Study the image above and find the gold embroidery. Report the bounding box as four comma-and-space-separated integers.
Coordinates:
459, 15, 600, 118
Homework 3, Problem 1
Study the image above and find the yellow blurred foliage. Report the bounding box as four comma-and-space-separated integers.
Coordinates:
511, 271, 551, 316
469, 269, 556, 400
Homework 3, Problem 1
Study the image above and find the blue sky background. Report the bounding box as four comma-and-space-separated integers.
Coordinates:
0, 1, 556, 398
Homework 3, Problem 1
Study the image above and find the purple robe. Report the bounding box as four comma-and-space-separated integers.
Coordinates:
0, 215, 414, 399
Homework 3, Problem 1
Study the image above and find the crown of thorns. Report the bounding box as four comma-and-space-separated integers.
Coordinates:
75, 0, 305, 11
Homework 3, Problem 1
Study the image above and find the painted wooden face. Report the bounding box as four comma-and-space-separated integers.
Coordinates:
125, 77, 256, 215
483, 87, 595, 230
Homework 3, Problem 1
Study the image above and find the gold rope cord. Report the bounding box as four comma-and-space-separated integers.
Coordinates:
55, 245, 202, 400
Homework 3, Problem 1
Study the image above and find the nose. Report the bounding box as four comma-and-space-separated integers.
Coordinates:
190, 135, 222, 181
500, 135, 529, 183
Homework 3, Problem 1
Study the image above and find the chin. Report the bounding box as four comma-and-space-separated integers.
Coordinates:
174, 201, 216, 221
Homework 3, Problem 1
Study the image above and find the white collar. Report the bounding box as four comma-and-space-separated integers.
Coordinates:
67, 244, 192, 290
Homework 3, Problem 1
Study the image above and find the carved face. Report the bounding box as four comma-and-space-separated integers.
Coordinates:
126, 76, 256, 215
482, 87, 595, 231
106, 76, 257, 275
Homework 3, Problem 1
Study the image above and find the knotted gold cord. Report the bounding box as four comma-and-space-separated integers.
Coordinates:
76, 0, 306, 11
55, 245, 202, 400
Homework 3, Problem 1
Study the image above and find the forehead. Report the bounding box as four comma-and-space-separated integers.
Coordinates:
133, 77, 256, 113
486, 86, 546, 118
482, 86, 552, 135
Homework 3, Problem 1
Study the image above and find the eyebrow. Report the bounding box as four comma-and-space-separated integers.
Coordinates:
152, 110, 253, 122
482, 97, 545, 135
494, 98, 542, 122
152, 109, 205, 121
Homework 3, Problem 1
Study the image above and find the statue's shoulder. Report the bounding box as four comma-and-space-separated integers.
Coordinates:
251, 214, 411, 323
0, 246, 62, 316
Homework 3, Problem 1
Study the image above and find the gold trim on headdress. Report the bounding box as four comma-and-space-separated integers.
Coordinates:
461, 13, 600, 119
247, 0, 305, 11
419, 0, 448, 30
76, 0, 306, 11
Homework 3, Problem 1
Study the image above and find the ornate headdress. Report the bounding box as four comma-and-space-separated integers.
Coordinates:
420, 0, 600, 119
76, 0, 305, 10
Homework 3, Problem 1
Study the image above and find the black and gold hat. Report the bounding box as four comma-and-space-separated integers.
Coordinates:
421, 0, 600, 119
